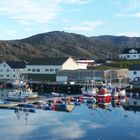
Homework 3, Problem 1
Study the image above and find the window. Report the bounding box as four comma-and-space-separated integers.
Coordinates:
7, 74, 9, 77
1, 75, 3, 77
13, 75, 15, 77
37, 69, 40, 72
28, 69, 31, 71
45, 69, 49, 71
50, 69, 54, 72
3, 63, 6, 67
6, 69, 9, 72
127, 55, 130, 58
32, 69, 36, 72
55, 69, 59, 72
13, 69, 15, 72
134, 55, 136, 57
133, 71, 137, 75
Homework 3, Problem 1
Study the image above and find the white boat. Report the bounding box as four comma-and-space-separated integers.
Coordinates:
81, 86, 98, 97
6, 88, 38, 101
118, 88, 126, 98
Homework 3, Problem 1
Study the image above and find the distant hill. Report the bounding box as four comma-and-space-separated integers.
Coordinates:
0, 31, 140, 61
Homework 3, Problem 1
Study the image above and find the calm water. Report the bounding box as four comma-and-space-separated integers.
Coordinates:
0, 89, 140, 140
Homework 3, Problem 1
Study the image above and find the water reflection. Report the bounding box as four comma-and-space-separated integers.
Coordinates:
1, 93, 140, 140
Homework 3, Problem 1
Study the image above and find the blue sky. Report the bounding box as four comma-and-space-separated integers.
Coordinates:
0, 0, 140, 40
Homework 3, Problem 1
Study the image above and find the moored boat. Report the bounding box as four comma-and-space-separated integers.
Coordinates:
6, 88, 38, 102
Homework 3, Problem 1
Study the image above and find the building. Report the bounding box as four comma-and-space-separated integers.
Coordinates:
129, 64, 140, 81
26, 57, 78, 81
56, 69, 128, 83
76, 59, 94, 69
0, 61, 26, 80
119, 48, 140, 60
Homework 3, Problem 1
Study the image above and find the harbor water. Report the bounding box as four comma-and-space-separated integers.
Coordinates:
0, 89, 140, 140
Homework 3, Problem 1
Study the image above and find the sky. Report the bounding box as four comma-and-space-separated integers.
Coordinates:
0, 0, 140, 40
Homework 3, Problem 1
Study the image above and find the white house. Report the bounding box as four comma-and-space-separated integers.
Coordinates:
129, 64, 140, 81
119, 48, 140, 60
0, 61, 26, 80
26, 57, 78, 81
76, 59, 94, 69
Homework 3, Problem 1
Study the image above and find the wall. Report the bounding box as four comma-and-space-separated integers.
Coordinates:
77, 63, 87, 69
0, 62, 26, 80
26, 65, 62, 74
0, 62, 12, 79
62, 57, 78, 70
56, 70, 104, 82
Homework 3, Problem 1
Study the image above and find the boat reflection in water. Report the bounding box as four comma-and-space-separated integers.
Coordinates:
1, 92, 140, 140
1, 93, 136, 121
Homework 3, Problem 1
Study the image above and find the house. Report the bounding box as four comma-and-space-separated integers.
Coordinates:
26, 57, 78, 81
76, 59, 94, 69
119, 48, 140, 60
129, 64, 140, 81
0, 61, 26, 80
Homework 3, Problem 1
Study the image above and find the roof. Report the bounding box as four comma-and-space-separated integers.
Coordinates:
122, 48, 140, 54
6, 61, 26, 68
129, 64, 140, 70
27, 57, 70, 65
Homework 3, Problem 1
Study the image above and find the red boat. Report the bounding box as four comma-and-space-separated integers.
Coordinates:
95, 87, 111, 103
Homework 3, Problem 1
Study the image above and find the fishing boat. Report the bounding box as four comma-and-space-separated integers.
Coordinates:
96, 87, 111, 102
6, 88, 38, 102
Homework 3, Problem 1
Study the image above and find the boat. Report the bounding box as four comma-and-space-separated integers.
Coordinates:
117, 87, 126, 99
96, 87, 111, 102
6, 88, 38, 102
81, 85, 98, 97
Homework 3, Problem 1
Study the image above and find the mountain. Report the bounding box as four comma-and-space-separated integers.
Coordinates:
0, 31, 140, 61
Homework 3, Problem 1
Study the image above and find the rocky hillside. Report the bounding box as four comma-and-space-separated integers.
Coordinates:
0, 31, 140, 61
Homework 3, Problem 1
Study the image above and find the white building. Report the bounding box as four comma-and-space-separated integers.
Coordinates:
76, 59, 94, 69
26, 57, 78, 81
119, 48, 140, 60
0, 61, 26, 80
129, 64, 140, 81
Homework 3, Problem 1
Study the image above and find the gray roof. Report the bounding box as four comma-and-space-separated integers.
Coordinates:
6, 61, 26, 68
129, 64, 140, 70
27, 57, 70, 65
122, 48, 140, 54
